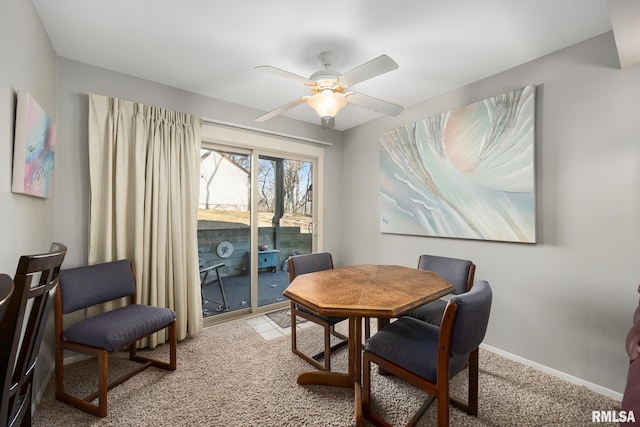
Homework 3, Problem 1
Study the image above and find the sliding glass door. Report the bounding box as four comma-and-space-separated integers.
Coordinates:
256, 155, 313, 308
198, 144, 316, 320
198, 147, 252, 317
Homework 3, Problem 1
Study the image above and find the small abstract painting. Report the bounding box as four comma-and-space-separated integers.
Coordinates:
12, 92, 56, 198
380, 85, 536, 243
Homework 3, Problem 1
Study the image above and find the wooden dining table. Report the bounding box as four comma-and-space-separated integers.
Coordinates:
0, 274, 13, 323
282, 264, 455, 390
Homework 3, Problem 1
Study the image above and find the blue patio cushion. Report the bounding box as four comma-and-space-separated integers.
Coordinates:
365, 317, 468, 382
64, 304, 176, 352
58, 260, 136, 314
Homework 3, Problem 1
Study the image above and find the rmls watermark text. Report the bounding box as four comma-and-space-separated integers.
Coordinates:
592, 410, 635, 423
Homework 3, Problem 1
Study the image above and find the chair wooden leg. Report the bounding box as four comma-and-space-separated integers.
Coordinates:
56, 323, 176, 418
291, 305, 334, 371
290, 302, 298, 354
324, 323, 332, 371
361, 352, 394, 427
55, 344, 108, 417
169, 320, 177, 370
362, 353, 371, 415
406, 396, 435, 427
364, 317, 371, 340
468, 348, 479, 416
97, 350, 108, 417
355, 380, 363, 427
291, 305, 323, 371
329, 324, 348, 341
129, 322, 178, 371
436, 376, 449, 427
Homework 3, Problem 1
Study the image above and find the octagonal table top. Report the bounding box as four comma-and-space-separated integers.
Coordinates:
283, 264, 454, 318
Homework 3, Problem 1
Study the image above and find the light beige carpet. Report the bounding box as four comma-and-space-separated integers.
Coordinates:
33, 318, 621, 426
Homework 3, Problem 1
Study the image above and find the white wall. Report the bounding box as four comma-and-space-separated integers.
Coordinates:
0, 0, 58, 407
0, 1, 57, 269
342, 32, 640, 395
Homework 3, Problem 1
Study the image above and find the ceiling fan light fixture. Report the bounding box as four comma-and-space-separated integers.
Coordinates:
307, 89, 348, 119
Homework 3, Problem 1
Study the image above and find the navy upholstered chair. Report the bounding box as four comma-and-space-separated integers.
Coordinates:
404, 254, 475, 325
288, 252, 349, 371
55, 260, 177, 417
361, 280, 492, 427
1, 243, 66, 427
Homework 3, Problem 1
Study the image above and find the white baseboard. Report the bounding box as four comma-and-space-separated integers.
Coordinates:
61, 353, 93, 365
481, 343, 623, 401
34, 364, 55, 407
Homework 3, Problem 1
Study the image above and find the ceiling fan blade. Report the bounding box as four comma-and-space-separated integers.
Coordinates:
338, 55, 399, 87
255, 96, 310, 122
347, 93, 404, 117
255, 65, 316, 86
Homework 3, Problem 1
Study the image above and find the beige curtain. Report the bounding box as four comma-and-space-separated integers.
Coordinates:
88, 94, 203, 344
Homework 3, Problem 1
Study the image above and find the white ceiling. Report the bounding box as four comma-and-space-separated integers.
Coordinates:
32, 0, 615, 131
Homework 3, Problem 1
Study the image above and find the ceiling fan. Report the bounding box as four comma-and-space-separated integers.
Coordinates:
255, 52, 404, 128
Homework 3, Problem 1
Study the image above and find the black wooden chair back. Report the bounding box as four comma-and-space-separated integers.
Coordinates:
0, 243, 67, 427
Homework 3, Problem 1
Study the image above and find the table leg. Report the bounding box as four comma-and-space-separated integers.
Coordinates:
297, 370, 352, 387
377, 317, 390, 331
296, 317, 368, 426
349, 316, 363, 384
376, 317, 392, 376
296, 316, 363, 389
349, 317, 363, 427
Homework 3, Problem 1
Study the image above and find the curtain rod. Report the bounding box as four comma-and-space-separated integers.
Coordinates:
202, 118, 334, 147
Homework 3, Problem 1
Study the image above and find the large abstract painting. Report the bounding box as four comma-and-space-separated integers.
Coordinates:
380, 85, 536, 243
12, 92, 56, 198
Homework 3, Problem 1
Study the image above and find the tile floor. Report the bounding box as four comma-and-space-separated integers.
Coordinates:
246, 313, 315, 340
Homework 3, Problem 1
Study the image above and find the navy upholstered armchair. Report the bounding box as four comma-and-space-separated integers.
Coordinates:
287, 252, 349, 371
361, 280, 492, 427
404, 254, 475, 325
55, 260, 177, 417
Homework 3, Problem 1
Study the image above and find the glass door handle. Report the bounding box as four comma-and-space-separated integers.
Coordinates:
308, 222, 317, 235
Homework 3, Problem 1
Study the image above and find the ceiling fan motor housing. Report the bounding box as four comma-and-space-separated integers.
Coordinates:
309, 69, 342, 92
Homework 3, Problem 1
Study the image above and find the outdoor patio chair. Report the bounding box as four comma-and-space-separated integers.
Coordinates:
360, 280, 492, 427
55, 259, 177, 417
200, 261, 229, 312
1, 243, 67, 427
